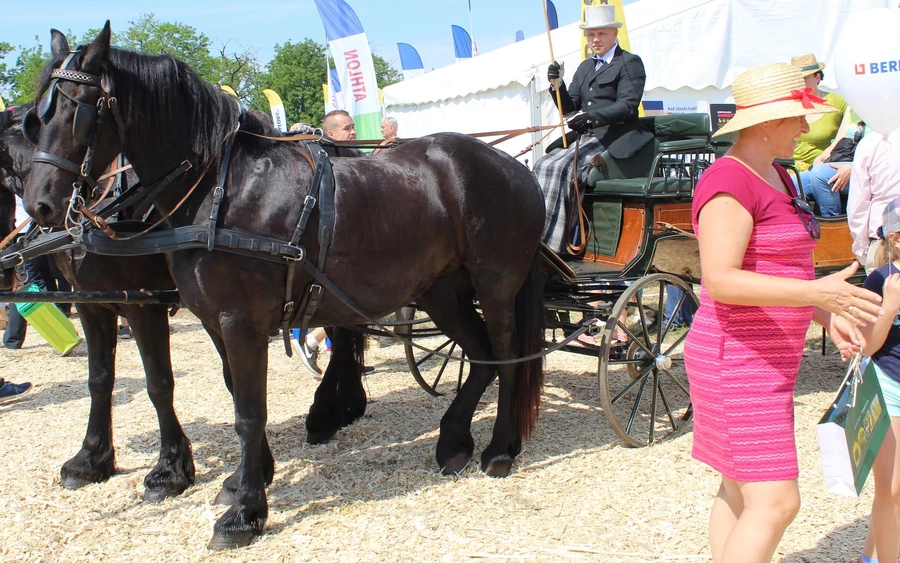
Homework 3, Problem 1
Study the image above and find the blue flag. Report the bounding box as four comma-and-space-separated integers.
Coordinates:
397, 42, 425, 80
451, 25, 473, 60
515, 30, 525, 42
546, 0, 558, 30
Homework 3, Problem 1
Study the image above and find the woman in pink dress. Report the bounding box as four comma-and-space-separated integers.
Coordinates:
685, 63, 885, 562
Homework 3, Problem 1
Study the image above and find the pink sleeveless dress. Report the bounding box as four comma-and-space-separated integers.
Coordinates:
684, 158, 816, 482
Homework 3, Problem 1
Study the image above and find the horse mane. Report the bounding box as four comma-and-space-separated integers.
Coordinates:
36, 46, 241, 168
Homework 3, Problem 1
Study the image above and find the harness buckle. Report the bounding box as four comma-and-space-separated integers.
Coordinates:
304, 194, 317, 208
284, 244, 305, 262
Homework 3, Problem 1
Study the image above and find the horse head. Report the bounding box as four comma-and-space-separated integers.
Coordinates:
24, 23, 124, 228
0, 106, 30, 290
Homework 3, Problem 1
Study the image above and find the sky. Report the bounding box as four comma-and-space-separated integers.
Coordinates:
0, 0, 641, 77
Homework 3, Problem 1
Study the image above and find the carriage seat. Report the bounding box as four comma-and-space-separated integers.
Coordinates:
586, 113, 712, 197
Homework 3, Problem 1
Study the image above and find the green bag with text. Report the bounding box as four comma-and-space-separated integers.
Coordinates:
817, 354, 890, 497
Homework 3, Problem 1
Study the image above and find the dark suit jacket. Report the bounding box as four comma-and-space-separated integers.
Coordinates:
554, 46, 653, 159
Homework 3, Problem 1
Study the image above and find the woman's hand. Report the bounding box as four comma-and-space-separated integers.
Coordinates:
828, 313, 864, 361
828, 163, 851, 192
812, 262, 884, 326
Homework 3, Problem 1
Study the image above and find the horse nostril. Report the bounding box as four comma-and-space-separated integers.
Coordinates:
36, 202, 56, 223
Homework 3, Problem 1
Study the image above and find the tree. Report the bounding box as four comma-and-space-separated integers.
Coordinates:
373, 53, 403, 90
254, 41, 403, 128
115, 14, 219, 79
253, 39, 328, 127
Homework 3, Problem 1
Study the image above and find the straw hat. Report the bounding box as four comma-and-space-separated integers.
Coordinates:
712, 62, 838, 138
790, 53, 826, 77
580, 5, 624, 29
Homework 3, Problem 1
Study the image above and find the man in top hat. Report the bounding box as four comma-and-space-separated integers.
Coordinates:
536, 3, 652, 254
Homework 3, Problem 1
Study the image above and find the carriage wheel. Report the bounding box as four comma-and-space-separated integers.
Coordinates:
395, 307, 465, 397
598, 273, 697, 447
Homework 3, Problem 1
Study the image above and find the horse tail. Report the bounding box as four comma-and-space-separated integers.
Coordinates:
513, 250, 545, 441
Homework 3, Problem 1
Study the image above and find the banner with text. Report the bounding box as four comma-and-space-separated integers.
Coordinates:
263, 89, 288, 132
313, 0, 382, 139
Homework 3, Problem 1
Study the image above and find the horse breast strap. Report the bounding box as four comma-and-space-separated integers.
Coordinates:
281, 144, 336, 356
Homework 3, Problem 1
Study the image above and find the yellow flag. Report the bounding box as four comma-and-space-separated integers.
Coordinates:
220, 85, 238, 97
262, 88, 288, 132
0, 95, 5, 112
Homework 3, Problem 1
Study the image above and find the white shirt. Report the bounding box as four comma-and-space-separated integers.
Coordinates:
848, 131, 900, 263
14, 195, 28, 226
590, 41, 618, 70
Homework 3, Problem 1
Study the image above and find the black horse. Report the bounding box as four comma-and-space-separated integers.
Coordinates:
0, 104, 195, 501
24, 25, 546, 549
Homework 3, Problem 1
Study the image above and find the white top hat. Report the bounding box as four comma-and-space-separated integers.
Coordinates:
580, 5, 624, 30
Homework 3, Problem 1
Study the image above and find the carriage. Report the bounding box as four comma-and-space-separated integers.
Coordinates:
395, 110, 863, 448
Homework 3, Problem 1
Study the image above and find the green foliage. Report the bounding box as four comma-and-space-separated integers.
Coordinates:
253, 39, 327, 127
373, 54, 403, 90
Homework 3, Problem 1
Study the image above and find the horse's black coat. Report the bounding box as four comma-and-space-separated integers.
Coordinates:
0, 104, 195, 501
24, 23, 546, 549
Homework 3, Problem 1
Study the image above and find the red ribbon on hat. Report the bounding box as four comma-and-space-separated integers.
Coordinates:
736, 87, 828, 110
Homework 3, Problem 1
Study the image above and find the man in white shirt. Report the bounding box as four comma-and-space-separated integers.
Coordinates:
848, 128, 900, 271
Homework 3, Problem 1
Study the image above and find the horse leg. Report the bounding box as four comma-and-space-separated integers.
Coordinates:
125, 305, 195, 502
417, 275, 496, 476
204, 324, 274, 506
306, 327, 365, 444
209, 318, 270, 550
60, 303, 118, 488
473, 295, 520, 477
476, 257, 544, 478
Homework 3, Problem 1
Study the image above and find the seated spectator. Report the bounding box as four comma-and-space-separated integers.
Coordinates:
789, 54, 855, 216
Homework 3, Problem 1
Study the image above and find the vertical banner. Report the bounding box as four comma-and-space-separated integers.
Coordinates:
397, 43, 425, 81
515, 30, 525, 42
220, 85, 239, 97
262, 89, 288, 132
313, 0, 382, 140
451, 25, 474, 61
0, 95, 5, 112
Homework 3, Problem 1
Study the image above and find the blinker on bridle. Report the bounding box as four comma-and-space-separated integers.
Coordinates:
26, 50, 127, 236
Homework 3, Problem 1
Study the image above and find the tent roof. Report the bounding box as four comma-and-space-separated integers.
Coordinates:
384, 0, 893, 107
383, 23, 581, 106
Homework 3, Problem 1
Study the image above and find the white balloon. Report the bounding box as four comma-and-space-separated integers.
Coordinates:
834, 8, 900, 135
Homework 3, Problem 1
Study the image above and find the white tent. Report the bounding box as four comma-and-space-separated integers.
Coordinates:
383, 0, 892, 165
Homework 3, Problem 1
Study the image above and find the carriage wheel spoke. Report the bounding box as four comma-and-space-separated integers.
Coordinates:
625, 376, 650, 435
415, 339, 453, 368
656, 376, 680, 432
661, 330, 690, 357
649, 371, 660, 445
611, 366, 652, 405
430, 342, 458, 389
660, 367, 690, 396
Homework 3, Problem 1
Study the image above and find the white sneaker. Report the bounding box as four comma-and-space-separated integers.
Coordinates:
293, 338, 322, 375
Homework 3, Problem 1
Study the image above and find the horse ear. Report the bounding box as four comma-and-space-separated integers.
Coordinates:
81, 21, 112, 74
50, 29, 69, 58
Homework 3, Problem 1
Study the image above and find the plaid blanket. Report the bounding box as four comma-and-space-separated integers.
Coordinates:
533, 134, 606, 253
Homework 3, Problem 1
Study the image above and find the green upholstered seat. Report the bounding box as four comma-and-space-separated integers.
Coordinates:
586, 113, 712, 197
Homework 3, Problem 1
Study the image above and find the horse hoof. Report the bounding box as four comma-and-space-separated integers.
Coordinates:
213, 487, 236, 506
207, 529, 256, 551
439, 452, 471, 476
143, 486, 179, 503
306, 428, 337, 445
481, 454, 513, 478
60, 474, 97, 490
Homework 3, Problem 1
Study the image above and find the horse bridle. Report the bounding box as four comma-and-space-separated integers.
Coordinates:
24, 51, 126, 234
